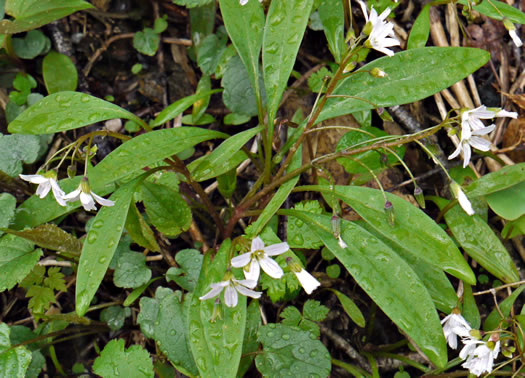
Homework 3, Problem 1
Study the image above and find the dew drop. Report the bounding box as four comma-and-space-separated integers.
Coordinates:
98, 257, 107, 264
281, 333, 290, 340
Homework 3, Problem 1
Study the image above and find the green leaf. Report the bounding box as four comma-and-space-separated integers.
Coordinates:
286, 210, 448, 368
287, 201, 324, 249
4, 224, 82, 254
12, 30, 46, 59
255, 324, 331, 377
153, 17, 168, 34
44, 267, 66, 291
9, 326, 45, 378
0, 0, 93, 34
444, 205, 520, 284
173, 0, 213, 8
137, 287, 198, 376
461, 284, 480, 330
166, 249, 203, 292
314, 185, 475, 284
0, 235, 42, 292
222, 55, 261, 116
263, 0, 313, 122
192, 75, 212, 122
224, 112, 251, 125
142, 181, 192, 238
9, 73, 36, 106
123, 277, 162, 307
197, 33, 227, 75
318, 47, 490, 124
133, 28, 160, 56
466, 163, 525, 198
114, 252, 152, 289
280, 306, 302, 327
42, 51, 78, 93
26, 285, 55, 313
407, 4, 431, 49
329, 289, 366, 328
483, 286, 525, 331
502, 214, 525, 239
92, 339, 153, 378
0, 193, 16, 237
19, 265, 44, 289
100, 306, 131, 331
189, 239, 247, 377
125, 203, 160, 252
303, 299, 329, 322
458, 0, 525, 24
486, 181, 525, 221
0, 323, 32, 378
90, 127, 227, 185
219, 0, 264, 105
76, 178, 140, 316
318, 0, 345, 63
151, 89, 221, 127
8, 91, 143, 134
238, 300, 261, 377
0, 134, 42, 177
188, 125, 262, 181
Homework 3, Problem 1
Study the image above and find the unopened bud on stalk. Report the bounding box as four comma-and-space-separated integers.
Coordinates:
469, 329, 482, 340
414, 186, 425, 209
384, 200, 395, 226
343, 62, 356, 73
67, 165, 77, 179
331, 215, 341, 238
362, 21, 373, 37
370, 67, 386, 78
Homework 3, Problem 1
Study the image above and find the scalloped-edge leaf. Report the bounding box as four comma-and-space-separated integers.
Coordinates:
0, 234, 42, 292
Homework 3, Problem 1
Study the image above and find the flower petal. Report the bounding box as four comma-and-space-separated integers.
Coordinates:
244, 260, 260, 281
199, 285, 224, 301
50, 179, 67, 206
231, 252, 252, 268
495, 109, 518, 119
462, 143, 471, 168
224, 285, 238, 307
91, 191, 115, 207
251, 236, 265, 252
19, 174, 48, 184
469, 136, 491, 152
80, 191, 97, 211
457, 188, 474, 216
509, 29, 523, 47
259, 256, 283, 279
233, 278, 258, 289
64, 188, 81, 201
471, 124, 495, 136
35, 181, 51, 199
235, 284, 262, 299
448, 143, 462, 160
294, 269, 320, 294
264, 242, 289, 256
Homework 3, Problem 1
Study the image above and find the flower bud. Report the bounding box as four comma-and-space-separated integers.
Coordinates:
331, 215, 341, 238
343, 62, 356, 73
384, 200, 395, 226
67, 165, 77, 179
370, 67, 386, 78
469, 329, 482, 340
362, 21, 373, 36
503, 19, 523, 47
414, 186, 425, 209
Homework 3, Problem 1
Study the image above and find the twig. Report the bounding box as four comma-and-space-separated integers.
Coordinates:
83, 33, 135, 77
320, 324, 371, 372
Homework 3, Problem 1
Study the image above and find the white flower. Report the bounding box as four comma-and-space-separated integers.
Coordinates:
199, 274, 262, 307
461, 340, 500, 376
441, 312, 472, 349
286, 258, 321, 294
19, 171, 67, 206
337, 235, 348, 249
64, 177, 114, 211
509, 29, 523, 47
358, 0, 400, 56
450, 181, 474, 216
231, 236, 289, 281
448, 124, 495, 168
240, 0, 262, 5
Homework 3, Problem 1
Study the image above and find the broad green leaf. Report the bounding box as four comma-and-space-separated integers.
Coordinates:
125, 202, 160, 252
76, 178, 140, 316
190, 1, 216, 47
224, 112, 251, 125
250, 144, 302, 236
0, 235, 42, 292
166, 249, 203, 292
281, 306, 302, 327
4, 224, 82, 254
92, 339, 153, 378
287, 210, 447, 367
318, 0, 345, 63
189, 239, 247, 378
317, 47, 490, 124
9, 326, 45, 378
466, 163, 525, 198
458, 0, 525, 24
1, 0, 93, 34
303, 299, 329, 322
133, 28, 159, 56
263, 0, 314, 122
188, 125, 262, 181
255, 324, 331, 376
407, 4, 431, 49
113, 252, 152, 289
486, 182, 525, 221
100, 306, 130, 331
8, 92, 143, 134
151, 90, 221, 127
483, 286, 525, 331
444, 205, 519, 283
0, 134, 42, 177
238, 300, 261, 377
312, 185, 475, 284
0, 323, 32, 378
0, 193, 16, 236
142, 181, 192, 238
42, 51, 78, 93
138, 287, 197, 376
219, 0, 264, 104
197, 34, 227, 75
287, 201, 324, 249
90, 127, 227, 185
173, 0, 213, 8
502, 214, 525, 239
329, 289, 366, 328
222, 55, 262, 116
462, 284, 480, 330
12, 30, 46, 59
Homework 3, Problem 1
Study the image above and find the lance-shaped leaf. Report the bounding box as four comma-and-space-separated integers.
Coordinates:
310, 185, 475, 284
8, 92, 143, 134
189, 239, 247, 377
458, 0, 525, 23
285, 210, 448, 368
219, 0, 264, 99
76, 177, 141, 316
263, 0, 314, 121
407, 4, 431, 49
1, 0, 93, 34
318, 0, 345, 63
317, 47, 490, 124
465, 162, 525, 198
4, 224, 82, 254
